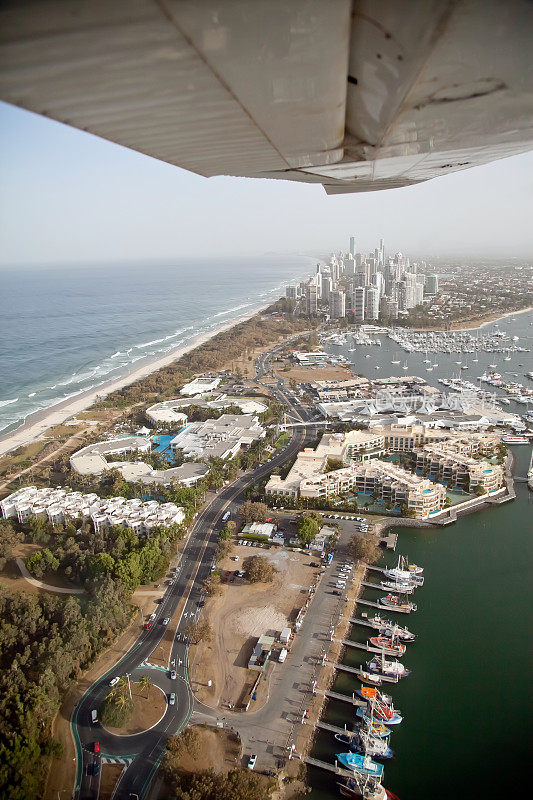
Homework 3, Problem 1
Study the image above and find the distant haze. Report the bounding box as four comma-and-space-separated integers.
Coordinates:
1, 101, 532, 267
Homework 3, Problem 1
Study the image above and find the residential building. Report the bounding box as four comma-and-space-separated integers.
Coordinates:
180, 376, 221, 396
0, 486, 185, 535
414, 446, 504, 493
329, 289, 346, 319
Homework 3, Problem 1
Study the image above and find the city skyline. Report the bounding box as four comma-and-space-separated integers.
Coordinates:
1, 100, 533, 268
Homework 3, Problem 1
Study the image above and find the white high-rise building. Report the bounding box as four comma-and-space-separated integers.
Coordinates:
365, 286, 380, 320
305, 279, 318, 315
329, 289, 346, 319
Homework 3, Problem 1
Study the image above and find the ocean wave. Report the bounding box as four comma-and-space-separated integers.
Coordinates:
28, 392, 36, 397
110, 351, 122, 359
0, 397, 19, 408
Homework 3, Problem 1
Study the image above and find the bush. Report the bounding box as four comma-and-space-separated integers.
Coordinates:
243, 555, 277, 583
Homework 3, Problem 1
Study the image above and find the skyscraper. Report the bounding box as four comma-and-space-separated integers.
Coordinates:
353, 286, 366, 321
349, 236, 356, 256
329, 289, 346, 319
304, 279, 318, 315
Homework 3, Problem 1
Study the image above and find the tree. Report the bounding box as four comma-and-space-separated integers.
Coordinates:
239, 501, 269, 524
347, 532, 381, 565
219, 521, 236, 540
0, 521, 23, 570
216, 538, 234, 561
138, 674, 152, 699
297, 515, 319, 547
243, 555, 277, 583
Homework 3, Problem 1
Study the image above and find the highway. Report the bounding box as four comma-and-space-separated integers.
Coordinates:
75, 342, 312, 799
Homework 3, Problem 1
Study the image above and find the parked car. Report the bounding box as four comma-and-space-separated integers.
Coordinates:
248, 754, 257, 770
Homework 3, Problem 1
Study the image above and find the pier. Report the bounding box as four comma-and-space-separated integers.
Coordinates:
380, 531, 398, 550
319, 689, 366, 706
361, 580, 387, 590
335, 638, 394, 655
355, 598, 413, 614
304, 756, 355, 779
315, 720, 351, 736
366, 565, 385, 574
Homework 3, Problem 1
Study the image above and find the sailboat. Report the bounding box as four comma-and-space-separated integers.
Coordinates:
402, 360, 408, 370
380, 579, 416, 594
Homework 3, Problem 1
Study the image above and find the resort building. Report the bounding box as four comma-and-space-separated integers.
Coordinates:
180, 376, 221, 396
146, 394, 267, 426
70, 435, 152, 475
170, 414, 265, 460
414, 446, 504, 493
0, 486, 185, 535
265, 430, 385, 499
298, 460, 446, 519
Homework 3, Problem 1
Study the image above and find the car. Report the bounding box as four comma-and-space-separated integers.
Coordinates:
197, 599, 205, 607
332, 589, 341, 596
144, 622, 152, 630
310, 562, 319, 567
170, 670, 177, 680
163, 617, 170, 625
248, 754, 257, 770
231, 555, 239, 562
93, 741, 100, 754
168, 693, 176, 705
237, 570, 245, 578
92, 762, 100, 775
109, 676, 120, 687
149, 612, 156, 621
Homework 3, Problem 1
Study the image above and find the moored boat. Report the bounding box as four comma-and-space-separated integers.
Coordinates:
366, 655, 411, 679
369, 636, 406, 656
380, 580, 416, 594
336, 752, 384, 779
379, 594, 417, 613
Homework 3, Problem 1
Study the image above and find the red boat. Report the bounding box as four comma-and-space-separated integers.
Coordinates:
369, 636, 406, 656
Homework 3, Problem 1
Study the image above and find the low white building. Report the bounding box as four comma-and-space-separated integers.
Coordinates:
180, 376, 221, 396
70, 436, 152, 475
0, 486, 185, 535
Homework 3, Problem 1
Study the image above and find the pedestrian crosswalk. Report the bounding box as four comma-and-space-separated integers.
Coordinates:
101, 755, 135, 766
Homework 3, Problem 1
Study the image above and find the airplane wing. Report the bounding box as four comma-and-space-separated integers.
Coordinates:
0, 0, 532, 193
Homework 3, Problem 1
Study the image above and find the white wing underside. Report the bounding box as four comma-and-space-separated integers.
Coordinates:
1, 0, 532, 193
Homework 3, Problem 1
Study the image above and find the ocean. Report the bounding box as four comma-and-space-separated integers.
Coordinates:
0, 256, 314, 434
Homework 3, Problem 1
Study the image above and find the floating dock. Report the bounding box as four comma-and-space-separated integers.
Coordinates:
335, 638, 396, 656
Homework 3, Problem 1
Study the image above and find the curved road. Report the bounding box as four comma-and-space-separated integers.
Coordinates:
75, 357, 313, 800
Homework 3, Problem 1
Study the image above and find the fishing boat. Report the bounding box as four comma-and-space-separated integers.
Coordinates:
369, 636, 406, 656
354, 716, 391, 738
501, 434, 530, 444
380, 579, 416, 594
367, 614, 416, 641
334, 731, 394, 760
366, 655, 411, 679
379, 594, 417, 613
338, 775, 399, 800
359, 688, 403, 725
384, 555, 424, 581
336, 752, 384, 779
356, 670, 383, 686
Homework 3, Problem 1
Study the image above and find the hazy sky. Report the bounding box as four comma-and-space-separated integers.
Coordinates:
1, 100, 532, 266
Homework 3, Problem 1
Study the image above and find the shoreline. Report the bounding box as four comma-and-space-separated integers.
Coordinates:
0, 303, 270, 459
413, 305, 532, 332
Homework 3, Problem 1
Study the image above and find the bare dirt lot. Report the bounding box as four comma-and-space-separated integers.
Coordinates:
189, 544, 322, 710
274, 363, 355, 383
178, 726, 241, 774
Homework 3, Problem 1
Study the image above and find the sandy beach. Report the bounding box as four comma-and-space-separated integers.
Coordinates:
0, 303, 270, 459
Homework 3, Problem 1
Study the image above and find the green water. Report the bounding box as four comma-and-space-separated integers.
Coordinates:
309, 445, 532, 799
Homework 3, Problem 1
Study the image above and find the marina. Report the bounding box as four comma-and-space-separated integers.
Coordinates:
307, 439, 532, 800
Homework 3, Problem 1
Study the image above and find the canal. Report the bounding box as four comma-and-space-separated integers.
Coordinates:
308, 314, 533, 800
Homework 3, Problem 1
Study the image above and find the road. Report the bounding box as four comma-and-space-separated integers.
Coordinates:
75, 344, 312, 800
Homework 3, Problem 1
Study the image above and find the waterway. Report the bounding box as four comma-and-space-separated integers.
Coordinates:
308, 313, 533, 800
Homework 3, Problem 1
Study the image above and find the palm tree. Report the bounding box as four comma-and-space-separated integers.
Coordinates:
139, 674, 152, 699
115, 692, 129, 710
